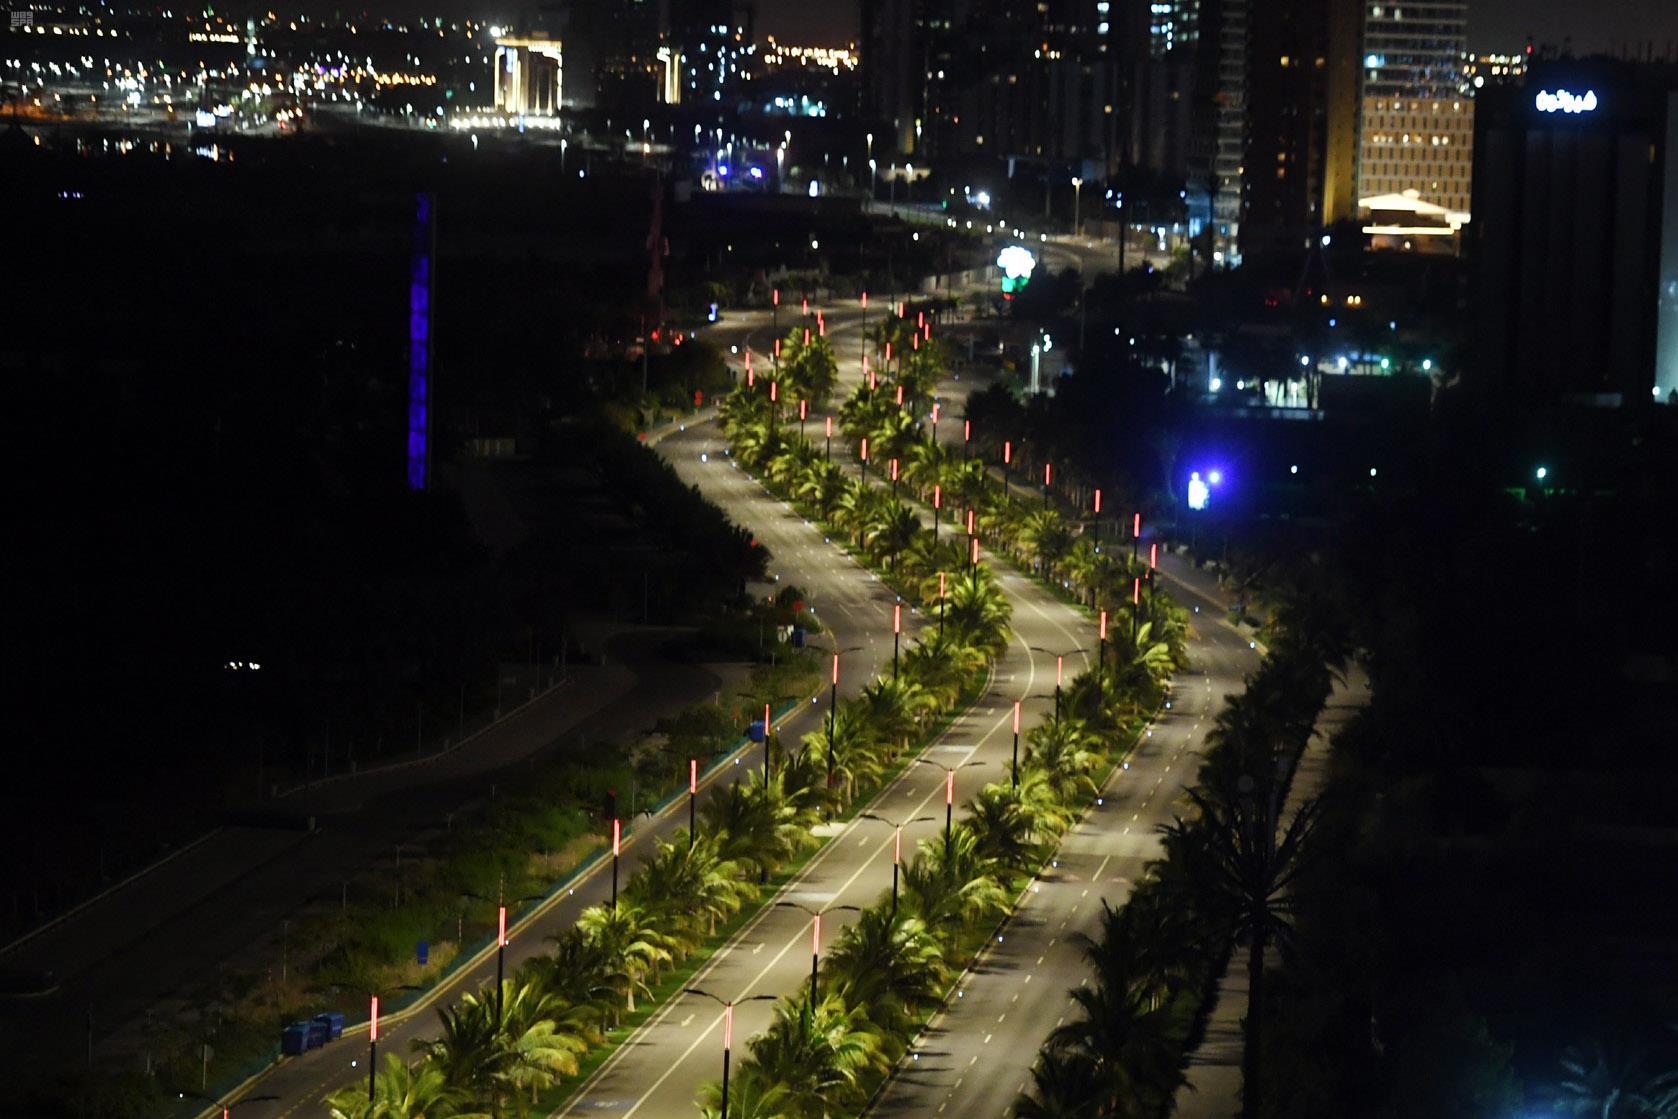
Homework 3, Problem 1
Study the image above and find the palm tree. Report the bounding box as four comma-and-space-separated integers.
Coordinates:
950, 458, 990, 514
326, 1054, 477, 1119
964, 781, 1043, 876
1047, 961, 1186, 1118
834, 480, 886, 551
422, 991, 509, 1104
1012, 1047, 1104, 1119
901, 630, 985, 710
1062, 537, 1107, 607
944, 568, 1011, 656
528, 928, 617, 1022
901, 825, 1010, 941
901, 532, 959, 587
1025, 717, 1102, 804
905, 438, 957, 502
866, 408, 920, 463
627, 834, 754, 939
824, 907, 946, 1034
1554, 1031, 1670, 1119
695, 1060, 796, 1119
701, 771, 814, 878
494, 981, 590, 1112
792, 458, 848, 522
747, 995, 889, 1118
858, 674, 933, 759
865, 501, 920, 572
573, 904, 674, 1016
1157, 780, 1325, 1119
800, 704, 882, 804
415, 980, 587, 1116
1016, 508, 1071, 579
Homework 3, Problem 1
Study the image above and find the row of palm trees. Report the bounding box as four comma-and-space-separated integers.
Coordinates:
696, 335, 1197, 1118
1013, 611, 1344, 1119
321, 376, 1026, 1118
317, 323, 1193, 1119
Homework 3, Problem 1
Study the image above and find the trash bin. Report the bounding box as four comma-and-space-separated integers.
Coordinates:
313, 1012, 345, 1041
281, 1022, 310, 1056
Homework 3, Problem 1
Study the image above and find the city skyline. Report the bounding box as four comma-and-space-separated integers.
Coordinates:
744, 0, 1675, 54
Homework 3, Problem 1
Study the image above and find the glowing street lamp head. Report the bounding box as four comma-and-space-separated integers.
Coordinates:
1535, 465, 1549, 481
1207, 470, 1222, 486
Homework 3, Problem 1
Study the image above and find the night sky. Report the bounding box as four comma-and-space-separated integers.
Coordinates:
752, 0, 1678, 54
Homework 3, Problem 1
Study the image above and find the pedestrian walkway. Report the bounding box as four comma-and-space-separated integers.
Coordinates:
1170, 664, 1369, 1119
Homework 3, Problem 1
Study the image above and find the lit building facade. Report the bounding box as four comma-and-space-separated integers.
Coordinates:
494, 35, 563, 115
1356, 1, 1473, 218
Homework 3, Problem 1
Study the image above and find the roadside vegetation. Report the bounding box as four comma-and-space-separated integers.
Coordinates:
298, 309, 1191, 1119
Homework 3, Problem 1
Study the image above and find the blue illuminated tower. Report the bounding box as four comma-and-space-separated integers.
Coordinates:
407, 192, 434, 491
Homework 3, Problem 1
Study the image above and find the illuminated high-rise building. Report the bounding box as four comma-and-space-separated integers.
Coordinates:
662, 0, 754, 109
1355, 1, 1474, 221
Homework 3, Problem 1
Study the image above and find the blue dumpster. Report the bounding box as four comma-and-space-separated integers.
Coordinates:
306, 1018, 329, 1049
313, 1012, 345, 1041
748, 720, 766, 742
790, 626, 806, 648
281, 1022, 310, 1056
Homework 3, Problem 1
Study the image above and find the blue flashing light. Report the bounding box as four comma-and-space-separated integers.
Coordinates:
1187, 471, 1210, 511
717, 164, 730, 178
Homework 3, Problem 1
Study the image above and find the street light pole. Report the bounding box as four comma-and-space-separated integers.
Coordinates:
1056, 656, 1064, 720
938, 571, 946, 639
917, 758, 983, 844
1097, 610, 1108, 717
861, 813, 935, 914
686, 990, 776, 1119
611, 820, 620, 912
892, 603, 902, 679
1012, 700, 1021, 787
368, 995, 379, 1102
1071, 176, 1082, 236
689, 759, 698, 848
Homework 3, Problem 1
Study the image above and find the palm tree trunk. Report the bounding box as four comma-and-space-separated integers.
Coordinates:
1243, 925, 1267, 1119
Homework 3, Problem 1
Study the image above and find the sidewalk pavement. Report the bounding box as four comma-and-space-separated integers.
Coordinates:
1169, 664, 1369, 1119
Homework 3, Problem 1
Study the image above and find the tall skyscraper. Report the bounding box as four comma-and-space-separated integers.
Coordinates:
1469, 58, 1678, 403
863, 0, 1116, 164
669, 0, 754, 107
1356, 0, 1473, 218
